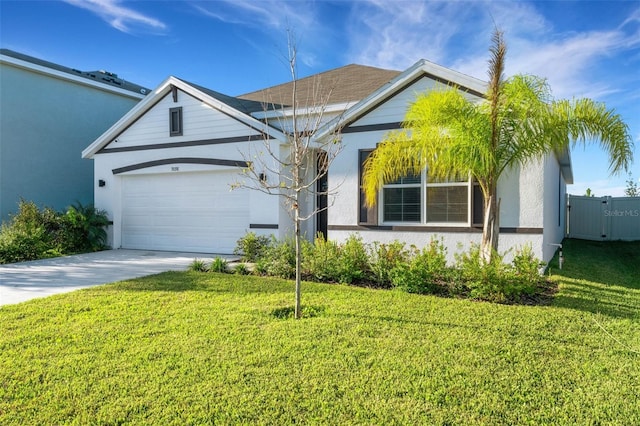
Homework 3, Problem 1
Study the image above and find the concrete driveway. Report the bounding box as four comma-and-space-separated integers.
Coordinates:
0, 250, 229, 306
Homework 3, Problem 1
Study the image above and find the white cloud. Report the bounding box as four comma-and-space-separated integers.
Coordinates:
343, 1, 638, 104
191, 0, 323, 67
345, 0, 480, 70
63, 0, 166, 34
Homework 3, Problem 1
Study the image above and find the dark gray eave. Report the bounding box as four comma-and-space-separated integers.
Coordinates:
0, 48, 150, 96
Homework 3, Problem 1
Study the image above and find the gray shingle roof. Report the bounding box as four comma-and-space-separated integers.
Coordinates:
176, 78, 272, 114
0, 49, 150, 96
237, 64, 401, 109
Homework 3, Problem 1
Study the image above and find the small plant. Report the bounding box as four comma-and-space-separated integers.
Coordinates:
62, 202, 109, 252
302, 234, 341, 282
368, 241, 410, 287
261, 237, 296, 279
234, 232, 271, 262
233, 263, 250, 275
189, 258, 208, 272
454, 244, 543, 303
390, 238, 449, 294
336, 234, 369, 284
210, 257, 228, 273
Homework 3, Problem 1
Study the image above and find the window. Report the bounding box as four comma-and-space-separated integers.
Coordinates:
383, 174, 422, 222
425, 176, 469, 223
357, 150, 481, 226
169, 107, 183, 136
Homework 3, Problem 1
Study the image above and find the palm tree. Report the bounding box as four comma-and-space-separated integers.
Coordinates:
363, 30, 633, 262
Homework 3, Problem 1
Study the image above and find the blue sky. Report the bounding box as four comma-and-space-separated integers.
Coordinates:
2, 0, 639, 196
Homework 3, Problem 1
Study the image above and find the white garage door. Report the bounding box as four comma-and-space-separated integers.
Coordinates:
121, 171, 249, 253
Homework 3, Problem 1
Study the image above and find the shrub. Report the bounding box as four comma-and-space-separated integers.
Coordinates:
0, 201, 59, 263
189, 258, 208, 272
368, 241, 410, 287
390, 239, 449, 294
234, 232, 271, 262
0, 201, 109, 264
261, 237, 295, 279
454, 244, 543, 303
302, 235, 341, 282
233, 263, 250, 275
61, 203, 109, 252
512, 244, 544, 286
210, 257, 228, 273
336, 234, 369, 284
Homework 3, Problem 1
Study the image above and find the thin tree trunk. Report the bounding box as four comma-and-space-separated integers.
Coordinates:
481, 192, 500, 263
294, 201, 302, 319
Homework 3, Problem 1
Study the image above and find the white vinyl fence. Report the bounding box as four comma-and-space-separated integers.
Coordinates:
567, 195, 640, 241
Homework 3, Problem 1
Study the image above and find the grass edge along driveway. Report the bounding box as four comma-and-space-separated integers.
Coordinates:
0, 239, 638, 425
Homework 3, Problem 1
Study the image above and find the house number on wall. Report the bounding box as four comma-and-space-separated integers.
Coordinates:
171, 166, 179, 172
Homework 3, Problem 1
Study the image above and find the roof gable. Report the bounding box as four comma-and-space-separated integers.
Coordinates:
315, 59, 488, 139
82, 76, 287, 158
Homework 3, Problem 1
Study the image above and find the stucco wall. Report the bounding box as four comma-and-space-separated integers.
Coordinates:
326, 74, 551, 264
542, 154, 567, 263
0, 61, 142, 222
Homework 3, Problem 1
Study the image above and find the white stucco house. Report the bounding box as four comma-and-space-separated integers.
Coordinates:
83, 60, 572, 264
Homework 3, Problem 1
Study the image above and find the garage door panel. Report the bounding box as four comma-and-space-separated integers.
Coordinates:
121, 171, 249, 253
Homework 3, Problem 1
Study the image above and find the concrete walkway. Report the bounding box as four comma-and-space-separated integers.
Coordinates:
0, 250, 230, 306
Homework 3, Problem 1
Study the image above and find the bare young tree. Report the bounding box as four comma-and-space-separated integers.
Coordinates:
234, 33, 344, 319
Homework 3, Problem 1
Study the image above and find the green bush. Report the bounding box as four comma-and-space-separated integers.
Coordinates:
261, 237, 296, 279
62, 202, 109, 253
455, 244, 542, 303
367, 241, 410, 287
232, 233, 546, 305
210, 257, 228, 273
390, 239, 449, 294
189, 259, 209, 272
336, 234, 369, 284
302, 235, 341, 282
301, 234, 369, 284
233, 263, 250, 275
234, 232, 271, 262
0, 201, 109, 264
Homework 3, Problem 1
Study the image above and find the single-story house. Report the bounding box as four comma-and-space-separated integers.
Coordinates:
82, 60, 572, 264
0, 49, 149, 222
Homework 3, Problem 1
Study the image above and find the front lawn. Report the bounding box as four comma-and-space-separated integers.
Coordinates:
1, 239, 638, 424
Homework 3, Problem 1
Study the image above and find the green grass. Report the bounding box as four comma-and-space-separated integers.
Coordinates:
1, 239, 638, 425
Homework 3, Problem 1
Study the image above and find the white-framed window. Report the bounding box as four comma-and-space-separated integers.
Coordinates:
382, 174, 422, 222
381, 171, 470, 225
425, 175, 469, 223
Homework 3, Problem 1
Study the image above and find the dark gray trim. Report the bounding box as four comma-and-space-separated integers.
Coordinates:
339, 73, 485, 132
112, 157, 249, 175
343, 122, 403, 134
99, 134, 271, 154
249, 224, 279, 229
328, 225, 543, 234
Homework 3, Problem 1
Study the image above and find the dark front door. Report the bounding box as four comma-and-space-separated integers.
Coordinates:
316, 152, 328, 238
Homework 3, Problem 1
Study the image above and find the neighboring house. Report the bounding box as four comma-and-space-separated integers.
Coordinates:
0, 49, 149, 223
83, 60, 571, 263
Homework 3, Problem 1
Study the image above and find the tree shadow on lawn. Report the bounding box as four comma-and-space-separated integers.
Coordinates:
109, 271, 335, 295
550, 239, 640, 319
